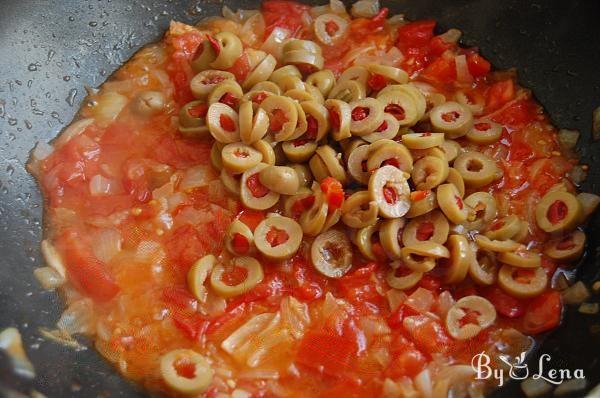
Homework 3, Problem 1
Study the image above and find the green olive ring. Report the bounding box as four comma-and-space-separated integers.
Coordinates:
311, 229, 353, 278
308, 151, 329, 183
254, 215, 303, 260
282, 50, 325, 72
305, 84, 326, 104
242, 54, 277, 90
406, 190, 438, 218
239, 101, 269, 144
498, 265, 547, 299
348, 98, 385, 136
191, 39, 218, 72
210, 141, 224, 171
401, 132, 445, 149
221, 142, 263, 173
402, 210, 449, 246
497, 247, 542, 268
430, 101, 474, 139
341, 190, 379, 229
463, 191, 497, 231
445, 296, 496, 340
282, 140, 318, 163
190, 70, 236, 99
354, 223, 380, 261
242, 90, 274, 111
250, 81, 281, 95
325, 99, 352, 141
207, 103, 241, 143
306, 69, 336, 97
240, 163, 280, 210
437, 183, 469, 224
328, 80, 366, 103
386, 266, 423, 290
225, 220, 255, 256
315, 145, 348, 185
543, 230, 586, 262
346, 143, 371, 185
220, 169, 241, 195
474, 235, 520, 253
269, 65, 302, 87
252, 139, 277, 166
401, 242, 450, 273
362, 113, 401, 143
468, 245, 498, 286
379, 218, 406, 259
288, 101, 308, 140
341, 138, 367, 162
443, 235, 474, 284
259, 95, 299, 141
322, 207, 342, 233
421, 92, 447, 122
411, 156, 450, 190
466, 120, 503, 145
484, 215, 522, 240
535, 191, 583, 234
376, 90, 419, 127
446, 168, 465, 197
210, 257, 264, 298
301, 101, 330, 141
258, 165, 300, 195
274, 76, 305, 94
410, 147, 447, 163
338, 66, 370, 87
454, 90, 484, 115
285, 89, 314, 104
453, 151, 500, 188
369, 165, 411, 218
179, 100, 209, 128
210, 31, 243, 70
283, 39, 322, 54
367, 142, 414, 174
187, 255, 216, 303
379, 84, 427, 120
367, 64, 409, 85
289, 163, 313, 187
208, 80, 244, 107
300, 183, 328, 236
283, 187, 312, 218
441, 140, 462, 163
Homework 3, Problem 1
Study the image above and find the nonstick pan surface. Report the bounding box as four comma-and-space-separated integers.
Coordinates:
0, 1, 599, 397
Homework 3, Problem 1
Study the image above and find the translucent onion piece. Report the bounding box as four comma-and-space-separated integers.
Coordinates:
34, 267, 65, 289
89, 174, 121, 196
41, 240, 67, 278
0, 327, 36, 379
455, 54, 473, 84
57, 299, 96, 335
32, 141, 54, 161
351, 0, 380, 18
90, 91, 128, 127
91, 228, 122, 263
179, 165, 215, 191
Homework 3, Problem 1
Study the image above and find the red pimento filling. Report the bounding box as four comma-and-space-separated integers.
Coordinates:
455, 195, 464, 210
253, 92, 268, 104
351, 106, 370, 121
474, 122, 491, 131
204, 75, 226, 85
416, 222, 435, 241
328, 107, 341, 130
266, 227, 290, 247
220, 114, 236, 132
291, 195, 315, 217
383, 185, 398, 204
174, 359, 197, 379
490, 220, 505, 231
233, 148, 249, 158
421, 132, 432, 137
411, 190, 430, 201
547, 200, 568, 224
385, 104, 406, 120
305, 115, 319, 140
367, 73, 388, 91
441, 111, 460, 122
325, 20, 339, 36
555, 236, 575, 251
269, 108, 288, 132
232, 233, 250, 254
219, 92, 238, 108
206, 34, 221, 54
293, 138, 311, 147
375, 120, 388, 132
246, 174, 269, 198
383, 158, 400, 168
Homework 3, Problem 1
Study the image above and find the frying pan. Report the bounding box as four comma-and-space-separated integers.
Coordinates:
0, 0, 599, 397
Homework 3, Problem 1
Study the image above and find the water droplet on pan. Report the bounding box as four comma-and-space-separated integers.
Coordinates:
66, 88, 78, 106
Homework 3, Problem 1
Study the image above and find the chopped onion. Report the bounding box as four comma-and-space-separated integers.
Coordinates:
33, 267, 65, 289
342, 44, 377, 68
562, 281, 590, 305
280, 296, 310, 339
32, 141, 54, 161
89, 174, 122, 196
414, 368, 433, 398
57, 299, 96, 335
179, 165, 215, 191
246, 326, 290, 368
359, 316, 391, 342
91, 228, 122, 263
240, 13, 265, 47
578, 302, 599, 314
54, 118, 94, 148
351, 0, 380, 18
0, 327, 35, 379
437, 291, 456, 318
386, 289, 407, 311
260, 27, 291, 61
39, 327, 84, 350
173, 206, 215, 228
554, 378, 587, 396
593, 106, 600, 141
330, 0, 346, 14
41, 240, 67, 278
405, 287, 435, 313
382, 378, 418, 398
439, 28, 462, 44
455, 54, 474, 84
301, 11, 313, 30
221, 313, 275, 354
90, 91, 128, 127
231, 389, 252, 398
134, 240, 165, 264
578, 192, 600, 220
558, 128, 580, 150
568, 165, 587, 185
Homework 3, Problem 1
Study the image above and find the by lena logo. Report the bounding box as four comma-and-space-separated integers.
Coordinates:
471, 351, 585, 387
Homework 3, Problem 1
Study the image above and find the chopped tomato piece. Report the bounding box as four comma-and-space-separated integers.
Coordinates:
338, 263, 384, 307
296, 331, 357, 376
428, 35, 455, 57
404, 315, 452, 354
483, 287, 526, 318
523, 291, 562, 334
320, 177, 345, 211
396, 20, 436, 49
162, 286, 198, 310
166, 225, 207, 270
238, 209, 265, 231
246, 173, 270, 198
467, 53, 491, 77
351, 106, 370, 121
421, 54, 456, 83
386, 348, 427, 378
172, 312, 208, 341
486, 79, 515, 112
232, 233, 250, 254
262, 0, 311, 37
367, 7, 389, 30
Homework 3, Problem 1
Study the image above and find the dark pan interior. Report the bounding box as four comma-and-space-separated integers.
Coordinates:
0, 0, 598, 397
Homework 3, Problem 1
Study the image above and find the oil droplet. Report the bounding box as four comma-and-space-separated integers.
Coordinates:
27, 80, 33, 88
89, 21, 98, 27
24, 120, 32, 130
68, 16, 75, 22
6, 165, 14, 177
66, 88, 78, 106
28, 63, 41, 72
50, 111, 63, 124
63, 76, 71, 81
8, 118, 17, 126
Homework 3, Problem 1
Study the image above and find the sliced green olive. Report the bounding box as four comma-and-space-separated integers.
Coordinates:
349, 97, 385, 136
379, 84, 427, 121
283, 39, 322, 54
269, 65, 302, 87
240, 163, 280, 210
430, 101, 474, 139
513, 220, 530, 243
440, 140, 462, 163
208, 80, 244, 108
437, 183, 469, 224
221, 142, 263, 173
179, 100, 209, 128
468, 245, 498, 286
411, 156, 450, 190
442, 235, 474, 284
254, 215, 303, 260
535, 191, 583, 234
446, 168, 465, 197
446, 296, 496, 340
259, 95, 299, 141
410, 146, 446, 162
401, 132, 445, 150
207, 102, 240, 143
338, 65, 369, 87
346, 143, 371, 185
282, 139, 318, 163
211, 141, 224, 171
341, 190, 379, 229
474, 235, 520, 253
454, 90, 484, 116
273, 75, 305, 94
258, 165, 300, 195
304, 83, 326, 104
242, 54, 277, 90
220, 169, 241, 195
406, 190, 438, 218
306, 69, 336, 97
376, 89, 419, 127
187, 255, 216, 302
322, 207, 342, 233
386, 265, 423, 290
191, 39, 218, 72
453, 151, 500, 188
132, 90, 165, 116
311, 229, 352, 278
210, 257, 264, 298
367, 64, 409, 85
190, 70, 235, 99
315, 145, 348, 185
250, 81, 281, 95
369, 165, 411, 218
466, 120, 503, 145
289, 101, 308, 140
379, 218, 405, 259
239, 101, 269, 144
282, 50, 325, 72
463, 192, 497, 231
485, 215, 521, 240
160, 349, 213, 395
285, 88, 314, 103
225, 220, 254, 256
328, 80, 366, 102
543, 230, 585, 262
301, 101, 330, 141
497, 247, 542, 268
362, 113, 400, 143
289, 163, 313, 187
498, 265, 547, 299
324, 99, 351, 141
401, 242, 450, 273
299, 183, 328, 236
577, 192, 600, 220
402, 210, 449, 246
354, 222, 380, 261
253, 139, 276, 165
367, 142, 414, 174
210, 31, 243, 69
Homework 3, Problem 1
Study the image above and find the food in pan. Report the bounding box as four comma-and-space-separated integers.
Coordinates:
26, 0, 599, 396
